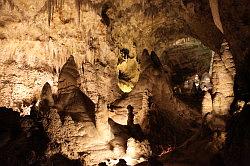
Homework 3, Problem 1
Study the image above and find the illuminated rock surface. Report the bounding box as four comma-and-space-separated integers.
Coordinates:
0, 0, 249, 165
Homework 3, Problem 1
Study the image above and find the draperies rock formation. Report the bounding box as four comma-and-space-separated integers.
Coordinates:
0, 0, 250, 165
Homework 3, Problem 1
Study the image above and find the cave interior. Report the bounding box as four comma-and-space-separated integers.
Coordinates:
0, 0, 250, 166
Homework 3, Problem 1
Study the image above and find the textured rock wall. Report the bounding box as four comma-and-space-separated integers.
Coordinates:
0, 0, 118, 111
1, 0, 248, 112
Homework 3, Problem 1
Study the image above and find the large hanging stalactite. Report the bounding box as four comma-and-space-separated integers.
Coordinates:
208, 0, 224, 33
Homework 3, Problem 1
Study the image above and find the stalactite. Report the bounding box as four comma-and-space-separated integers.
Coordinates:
209, 0, 224, 33
47, 0, 52, 26
1, 0, 14, 10
47, 0, 65, 26
45, 0, 99, 26
75, 0, 82, 23
101, 2, 111, 26
209, 51, 214, 76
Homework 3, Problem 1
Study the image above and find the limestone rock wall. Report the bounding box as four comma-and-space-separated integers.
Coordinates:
0, 0, 118, 111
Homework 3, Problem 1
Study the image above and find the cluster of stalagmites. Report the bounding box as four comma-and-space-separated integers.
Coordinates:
0, 47, 200, 165
37, 55, 151, 165
1, 45, 241, 165
35, 50, 198, 165
195, 41, 236, 156
201, 41, 235, 117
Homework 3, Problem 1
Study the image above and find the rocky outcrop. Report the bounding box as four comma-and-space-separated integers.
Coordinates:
38, 50, 201, 164
0, 58, 58, 112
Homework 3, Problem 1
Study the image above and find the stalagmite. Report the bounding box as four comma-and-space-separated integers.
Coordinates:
124, 138, 151, 165
57, 55, 96, 124
140, 89, 151, 133
207, 0, 236, 116
127, 105, 134, 126
201, 53, 213, 115
40, 82, 54, 107
201, 46, 235, 116
202, 91, 213, 115
212, 52, 234, 115
221, 41, 236, 77
58, 55, 80, 95
96, 96, 114, 142
209, 51, 215, 76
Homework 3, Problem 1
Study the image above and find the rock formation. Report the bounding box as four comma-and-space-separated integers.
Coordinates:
39, 55, 152, 165
0, 0, 249, 165
40, 82, 54, 107
202, 91, 213, 115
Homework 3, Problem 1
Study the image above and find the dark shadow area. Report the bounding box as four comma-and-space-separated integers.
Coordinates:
0, 107, 49, 166
224, 104, 250, 166
49, 154, 83, 166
